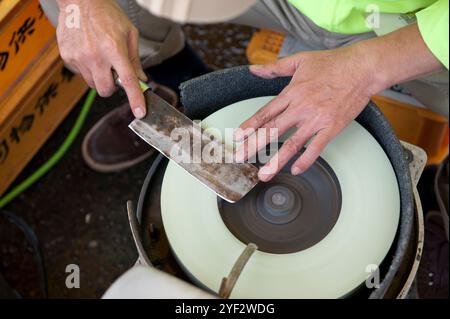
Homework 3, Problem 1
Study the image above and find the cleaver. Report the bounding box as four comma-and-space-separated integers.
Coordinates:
126, 81, 259, 203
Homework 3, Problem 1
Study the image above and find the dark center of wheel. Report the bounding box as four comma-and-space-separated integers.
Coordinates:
218, 146, 342, 254
257, 185, 300, 225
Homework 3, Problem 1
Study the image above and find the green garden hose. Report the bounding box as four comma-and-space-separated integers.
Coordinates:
0, 89, 97, 209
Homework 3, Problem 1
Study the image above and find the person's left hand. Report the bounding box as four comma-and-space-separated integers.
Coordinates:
234, 45, 378, 182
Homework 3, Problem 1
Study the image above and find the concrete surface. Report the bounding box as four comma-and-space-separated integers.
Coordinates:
0, 24, 255, 298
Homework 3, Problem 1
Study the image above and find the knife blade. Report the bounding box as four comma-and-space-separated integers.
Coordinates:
128, 88, 259, 203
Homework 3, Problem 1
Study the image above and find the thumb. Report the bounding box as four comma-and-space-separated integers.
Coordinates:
250, 55, 298, 79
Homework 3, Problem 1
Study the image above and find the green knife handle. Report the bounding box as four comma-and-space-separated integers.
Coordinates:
113, 70, 149, 93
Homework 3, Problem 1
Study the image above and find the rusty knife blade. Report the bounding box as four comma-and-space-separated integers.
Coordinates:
128, 90, 259, 203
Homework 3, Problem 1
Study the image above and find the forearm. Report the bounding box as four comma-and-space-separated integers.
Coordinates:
56, 0, 112, 10
56, 0, 82, 8
357, 23, 445, 96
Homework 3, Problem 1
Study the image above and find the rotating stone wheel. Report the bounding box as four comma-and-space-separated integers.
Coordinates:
160, 96, 400, 298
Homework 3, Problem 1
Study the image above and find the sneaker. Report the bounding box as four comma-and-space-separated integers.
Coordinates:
81, 83, 177, 173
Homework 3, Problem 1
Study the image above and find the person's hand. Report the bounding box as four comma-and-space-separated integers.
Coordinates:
56, 0, 147, 118
234, 45, 377, 181
235, 24, 444, 182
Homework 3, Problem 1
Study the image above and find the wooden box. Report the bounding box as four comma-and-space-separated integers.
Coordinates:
0, 40, 88, 196
1, 0, 57, 101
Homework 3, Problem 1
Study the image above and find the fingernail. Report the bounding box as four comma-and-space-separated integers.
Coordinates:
259, 165, 275, 182
258, 171, 272, 182
292, 167, 302, 175
134, 108, 145, 119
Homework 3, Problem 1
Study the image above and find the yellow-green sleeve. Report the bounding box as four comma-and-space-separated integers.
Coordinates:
416, 0, 449, 69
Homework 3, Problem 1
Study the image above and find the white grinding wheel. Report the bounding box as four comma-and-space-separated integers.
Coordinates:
161, 97, 400, 298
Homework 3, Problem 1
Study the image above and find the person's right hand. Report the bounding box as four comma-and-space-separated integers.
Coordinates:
56, 0, 148, 118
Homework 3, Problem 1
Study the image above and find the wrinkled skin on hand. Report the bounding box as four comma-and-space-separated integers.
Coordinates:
56, 0, 147, 118
235, 23, 443, 182
235, 46, 373, 181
